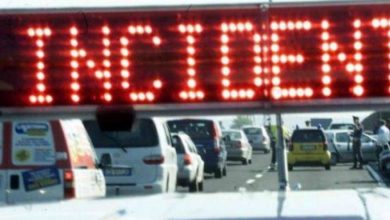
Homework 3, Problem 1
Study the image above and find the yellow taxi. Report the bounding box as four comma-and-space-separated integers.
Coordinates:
287, 128, 331, 171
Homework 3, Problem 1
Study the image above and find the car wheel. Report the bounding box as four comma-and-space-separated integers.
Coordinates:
223, 166, 227, 176
189, 180, 199, 192
198, 181, 204, 192
330, 153, 338, 165
264, 149, 270, 154
242, 158, 248, 165
288, 165, 293, 171
325, 164, 331, 170
249, 159, 252, 164
166, 176, 170, 192
215, 168, 223, 178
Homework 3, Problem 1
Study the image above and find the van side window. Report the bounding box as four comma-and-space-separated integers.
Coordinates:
12, 122, 55, 166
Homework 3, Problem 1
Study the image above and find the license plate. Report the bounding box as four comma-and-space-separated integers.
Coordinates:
301, 145, 315, 151
103, 168, 132, 176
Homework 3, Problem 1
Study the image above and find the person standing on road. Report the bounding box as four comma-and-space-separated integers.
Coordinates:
351, 116, 364, 169
267, 125, 277, 170
377, 120, 390, 160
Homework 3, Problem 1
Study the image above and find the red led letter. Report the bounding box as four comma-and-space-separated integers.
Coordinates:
372, 18, 390, 94
269, 20, 313, 100
27, 27, 53, 104
320, 19, 364, 97
219, 22, 257, 100
178, 23, 205, 101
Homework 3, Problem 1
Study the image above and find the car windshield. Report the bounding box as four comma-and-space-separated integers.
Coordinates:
292, 130, 325, 143
223, 131, 242, 140
83, 119, 158, 148
167, 120, 214, 139
243, 128, 261, 135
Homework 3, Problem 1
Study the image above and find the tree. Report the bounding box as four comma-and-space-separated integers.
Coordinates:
231, 115, 253, 129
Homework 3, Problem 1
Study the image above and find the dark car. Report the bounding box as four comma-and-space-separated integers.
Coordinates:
167, 119, 227, 178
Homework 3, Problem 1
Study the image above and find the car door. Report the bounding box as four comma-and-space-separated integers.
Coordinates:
361, 134, 377, 161
334, 132, 353, 162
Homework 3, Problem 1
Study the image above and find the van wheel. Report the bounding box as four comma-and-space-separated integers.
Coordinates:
215, 168, 223, 178
325, 164, 331, 170
223, 166, 227, 176
189, 180, 199, 192
288, 165, 293, 171
198, 181, 204, 192
242, 158, 248, 165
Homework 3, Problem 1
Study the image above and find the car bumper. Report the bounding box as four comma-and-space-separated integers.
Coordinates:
106, 182, 165, 196
177, 167, 196, 186
227, 149, 248, 160
251, 142, 270, 151
288, 151, 331, 166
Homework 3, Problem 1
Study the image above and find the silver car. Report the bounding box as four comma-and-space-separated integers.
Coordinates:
325, 130, 378, 165
223, 129, 253, 165
242, 126, 271, 153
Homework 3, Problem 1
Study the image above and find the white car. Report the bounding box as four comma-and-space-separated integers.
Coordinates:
171, 133, 205, 192
83, 118, 177, 195
223, 129, 253, 165
242, 126, 271, 153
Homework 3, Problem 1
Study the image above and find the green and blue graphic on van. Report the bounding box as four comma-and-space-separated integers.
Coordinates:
22, 167, 61, 191
15, 123, 49, 136
22, 167, 61, 192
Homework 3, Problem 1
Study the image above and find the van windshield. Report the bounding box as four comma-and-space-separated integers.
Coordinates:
167, 120, 214, 139
83, 119, 158, 148
292, 130, 325, 143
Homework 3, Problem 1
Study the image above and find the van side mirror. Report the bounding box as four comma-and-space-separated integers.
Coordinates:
99, 153, 112, 168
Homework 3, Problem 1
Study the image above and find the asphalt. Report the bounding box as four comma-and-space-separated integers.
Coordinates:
177, 151, 381, 193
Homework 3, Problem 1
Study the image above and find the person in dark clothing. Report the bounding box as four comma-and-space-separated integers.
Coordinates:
351, 116, 364, 169
266, 125, 277, 170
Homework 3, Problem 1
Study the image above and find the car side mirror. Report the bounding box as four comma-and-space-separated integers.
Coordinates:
99, 153, 112, 168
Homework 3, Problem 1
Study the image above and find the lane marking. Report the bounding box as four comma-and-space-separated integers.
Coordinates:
366, 164, 386, 187
246, 179, 255, 185
255, 174, 263, 179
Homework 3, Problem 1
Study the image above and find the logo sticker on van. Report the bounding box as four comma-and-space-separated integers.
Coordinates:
15, 123, 49, 136
22, 167, 61, 192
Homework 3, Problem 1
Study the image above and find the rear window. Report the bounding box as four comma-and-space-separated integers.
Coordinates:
172, 136, 185, 154
223, 131, 242, 140
336, 133, 350, 143
243, 128, 261, 135
167, 120, 214, 139
330, 124, 354, 130
83, 119, 158, 148
292, 130, 325, 143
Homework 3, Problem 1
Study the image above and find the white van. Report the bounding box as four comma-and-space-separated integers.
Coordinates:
0, 120, 106, 204
83, 118, 178, 195
242, 126, 271, 153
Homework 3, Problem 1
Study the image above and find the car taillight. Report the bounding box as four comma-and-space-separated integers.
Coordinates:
143, 155, 165, 165
184, 154, 192, 165
323, 142, 328, 151
234, 141, 242, 148
64, 170, 75, 199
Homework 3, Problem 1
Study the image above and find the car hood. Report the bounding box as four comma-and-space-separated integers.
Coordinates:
1, 188, 390, 220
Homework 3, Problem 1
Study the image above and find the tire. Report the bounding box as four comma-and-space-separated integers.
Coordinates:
215, 168, 223, 178
288, 165, 293, 171
166, 176, 170, 192
249, 159, 252, 164
223, 166, 227, 176
189, 180, 199, 192
330, 153, 338, 166
325, 164, 331, 170
198, 181, 204, 192
264, 149, 270, 154
242, 158, 249, 165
